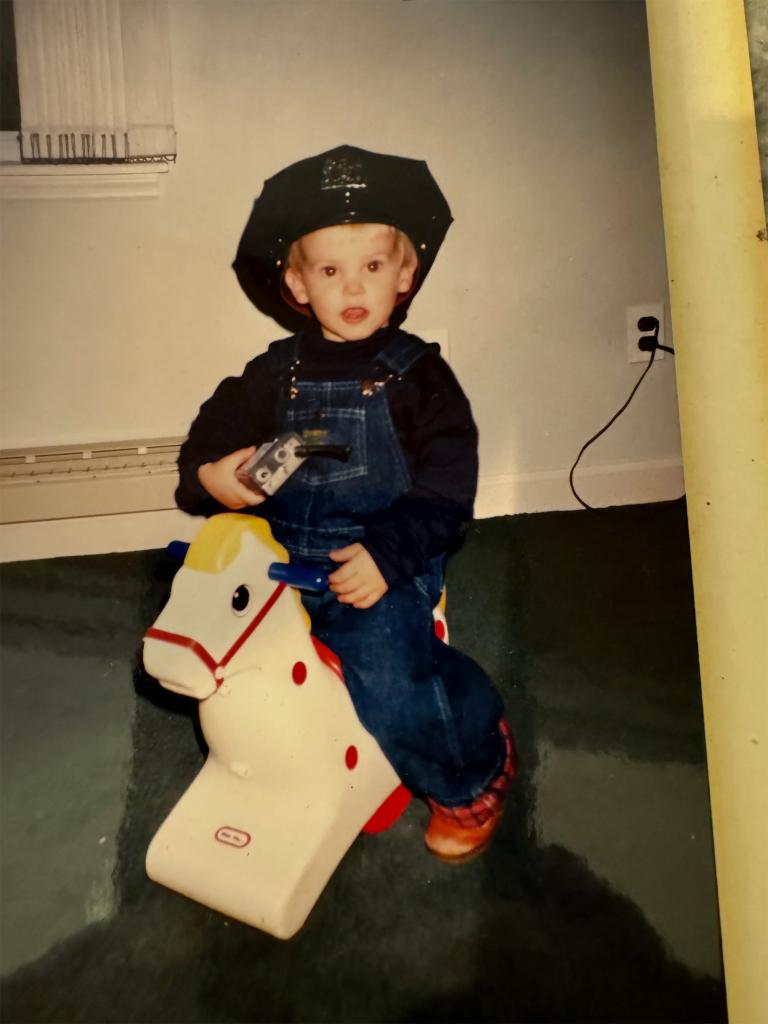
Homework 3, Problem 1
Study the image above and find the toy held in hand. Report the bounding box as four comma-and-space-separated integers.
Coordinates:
236, 432, 352, 496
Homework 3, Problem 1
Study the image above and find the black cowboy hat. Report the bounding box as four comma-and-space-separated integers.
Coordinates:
232, 145, 453, 332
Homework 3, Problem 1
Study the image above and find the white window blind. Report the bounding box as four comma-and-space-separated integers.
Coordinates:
13, 0, 175, 163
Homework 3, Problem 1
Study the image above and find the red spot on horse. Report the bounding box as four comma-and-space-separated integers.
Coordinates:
292, 661, 307, 685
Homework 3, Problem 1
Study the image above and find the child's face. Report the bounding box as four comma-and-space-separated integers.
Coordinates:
283, 224, 416, 342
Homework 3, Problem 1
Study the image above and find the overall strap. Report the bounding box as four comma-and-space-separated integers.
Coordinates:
377, 331, 439, 376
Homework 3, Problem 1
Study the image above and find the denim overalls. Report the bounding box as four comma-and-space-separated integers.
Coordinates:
260, 331, 504, 805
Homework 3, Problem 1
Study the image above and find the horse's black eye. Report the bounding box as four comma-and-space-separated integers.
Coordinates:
232, 585, 250, 614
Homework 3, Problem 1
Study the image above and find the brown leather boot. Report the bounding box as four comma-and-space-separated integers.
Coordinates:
424, 719, 515, 862
424, 804, 504, 862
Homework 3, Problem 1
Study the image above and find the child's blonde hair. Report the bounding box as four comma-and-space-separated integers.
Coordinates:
286, 223, 418, 274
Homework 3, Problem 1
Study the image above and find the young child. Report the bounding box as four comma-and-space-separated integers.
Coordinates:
176, 145, 516, 860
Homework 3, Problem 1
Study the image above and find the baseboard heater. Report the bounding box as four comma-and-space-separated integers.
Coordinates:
0, 437, 185, 524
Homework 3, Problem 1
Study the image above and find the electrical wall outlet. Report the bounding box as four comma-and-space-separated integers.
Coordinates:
626, 303, 666, 363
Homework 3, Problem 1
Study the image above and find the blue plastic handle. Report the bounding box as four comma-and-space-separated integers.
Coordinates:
165, 543, 328, 592
166, 540, 190, 562
268, 562, 329, 592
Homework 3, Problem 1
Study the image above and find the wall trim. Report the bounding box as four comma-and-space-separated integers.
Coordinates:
0, 457, 685, 563
0, 509, 202, 563
0, 160, 170, 200
475, 457, 685, 517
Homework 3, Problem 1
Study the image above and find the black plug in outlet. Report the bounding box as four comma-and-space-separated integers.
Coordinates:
627, 305, 666, 363
638, 315, 660, 332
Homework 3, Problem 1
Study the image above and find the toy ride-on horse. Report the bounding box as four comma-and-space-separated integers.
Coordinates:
142, 513, 448, 939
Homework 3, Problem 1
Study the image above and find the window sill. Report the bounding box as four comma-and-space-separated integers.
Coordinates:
0, 157, 170, 200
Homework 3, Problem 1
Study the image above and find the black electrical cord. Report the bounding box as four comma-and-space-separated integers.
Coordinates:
569, 320, 674, 510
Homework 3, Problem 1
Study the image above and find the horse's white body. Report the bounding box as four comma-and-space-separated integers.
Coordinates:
142, 515, 409, 939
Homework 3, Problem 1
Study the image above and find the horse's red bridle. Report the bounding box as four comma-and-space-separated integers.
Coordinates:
144, 581, 287, 687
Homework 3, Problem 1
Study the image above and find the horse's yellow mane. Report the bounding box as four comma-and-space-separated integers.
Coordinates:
185, 515, 288, 573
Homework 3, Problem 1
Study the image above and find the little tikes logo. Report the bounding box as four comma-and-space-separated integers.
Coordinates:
215, 826, 251, 848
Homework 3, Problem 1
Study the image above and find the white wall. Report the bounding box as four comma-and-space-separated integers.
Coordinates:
0, 0, 681, 542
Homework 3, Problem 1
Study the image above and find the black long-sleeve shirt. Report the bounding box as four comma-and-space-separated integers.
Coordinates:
176, 327, 479, 586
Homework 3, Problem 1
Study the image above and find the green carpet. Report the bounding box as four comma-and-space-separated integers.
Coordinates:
0, 500, 726, 1022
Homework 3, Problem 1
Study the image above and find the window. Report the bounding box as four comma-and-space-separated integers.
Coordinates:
2, 0, 175, 166
0, 1, 174, 197
0, 0, 21, 161
0, 1, 20, 134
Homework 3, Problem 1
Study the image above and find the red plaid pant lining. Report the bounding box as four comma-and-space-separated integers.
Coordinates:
427, 719, 517, 828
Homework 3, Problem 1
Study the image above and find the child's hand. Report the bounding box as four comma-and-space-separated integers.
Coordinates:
328, 543, 388, 609
198, 447, 266, 510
